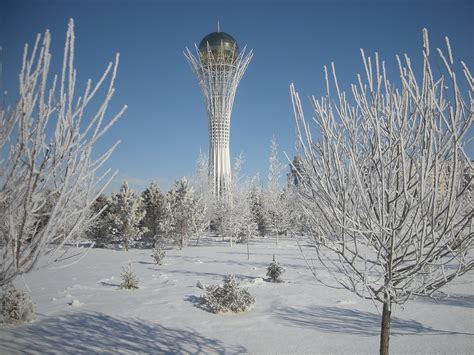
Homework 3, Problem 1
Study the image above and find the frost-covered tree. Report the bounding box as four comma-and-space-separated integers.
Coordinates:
249, 183, 266, 237
161, 177, 206, 249
86, 194, 112, 247
286, 187, 309, 236
291, 30, 473, 355
0, 19, 125, 287
141, 182, 166, 245
215, 155, 255, 247
192, 151, 214, 245
263, 136, 291, 244
108, 181, 146, 251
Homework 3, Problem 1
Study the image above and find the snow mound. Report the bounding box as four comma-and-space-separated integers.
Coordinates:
69, 299, 83, 307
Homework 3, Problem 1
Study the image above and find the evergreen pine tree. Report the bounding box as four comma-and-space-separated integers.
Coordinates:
249, 185, 266, 237
266, 255, 285, 283
141, 183, 166, 245
151, 244, 166, 265
119, 263, 139, 290
109, 181, 147, 251
161, 177, 206, 249
86, 194, 112, 247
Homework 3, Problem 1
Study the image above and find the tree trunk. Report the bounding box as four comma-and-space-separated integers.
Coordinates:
380, 302, 391, 355
246, 237, 250, 260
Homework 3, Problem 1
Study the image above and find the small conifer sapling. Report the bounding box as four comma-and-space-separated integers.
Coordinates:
151, 245, 166, 265
266, 255, 285, 282
119, 263, 139, 290
0, 286, 35, 324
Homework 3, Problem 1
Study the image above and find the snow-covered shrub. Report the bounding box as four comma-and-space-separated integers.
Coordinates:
0, 286, 34, 324
151, 245, 166, 265
119, 264, 139, 290
266, 255, 285, 283
201, 274, 255, 314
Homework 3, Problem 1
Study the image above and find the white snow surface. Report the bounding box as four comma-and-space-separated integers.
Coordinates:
1, 237, 473, 354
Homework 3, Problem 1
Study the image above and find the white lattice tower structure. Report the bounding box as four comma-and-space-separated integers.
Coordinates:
185, 31, 253, 197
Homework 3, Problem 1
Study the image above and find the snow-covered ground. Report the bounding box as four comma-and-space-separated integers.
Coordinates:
1, 237, 473, 354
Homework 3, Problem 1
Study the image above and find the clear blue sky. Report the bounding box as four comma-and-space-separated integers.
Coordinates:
1, 0, 472, 192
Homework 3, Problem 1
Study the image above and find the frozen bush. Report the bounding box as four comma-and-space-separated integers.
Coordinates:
119, 263, 139, 290
151, 245, 166, 265
266, 255, 285, 282
0, 286, 34, 324
201, 274, 255, 314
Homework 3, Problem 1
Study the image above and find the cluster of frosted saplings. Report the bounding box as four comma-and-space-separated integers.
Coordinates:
117, 253, 286, 315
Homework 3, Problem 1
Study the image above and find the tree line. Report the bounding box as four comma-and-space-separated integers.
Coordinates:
87, 137, 303, 251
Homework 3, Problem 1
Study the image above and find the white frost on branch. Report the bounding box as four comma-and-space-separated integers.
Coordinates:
0, 19, 126, 286
291, 29, 473, 307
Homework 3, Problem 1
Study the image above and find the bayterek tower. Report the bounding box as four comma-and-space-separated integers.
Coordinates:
185, 28, 253, 197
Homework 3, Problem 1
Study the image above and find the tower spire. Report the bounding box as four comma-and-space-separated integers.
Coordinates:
217, 20, 220, 32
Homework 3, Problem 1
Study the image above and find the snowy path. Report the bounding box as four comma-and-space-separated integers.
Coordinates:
1, 237, 473, 354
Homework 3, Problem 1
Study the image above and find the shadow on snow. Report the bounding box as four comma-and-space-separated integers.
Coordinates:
415, 293, 474, 309
274, 305, 472, 337
0, 311, 246, 354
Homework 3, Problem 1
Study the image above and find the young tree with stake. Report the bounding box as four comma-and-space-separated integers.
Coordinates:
291, 29, 473, 355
